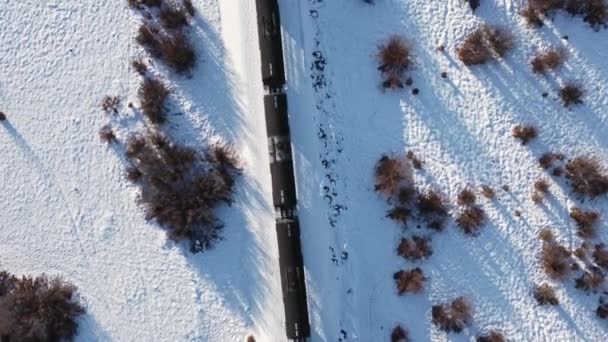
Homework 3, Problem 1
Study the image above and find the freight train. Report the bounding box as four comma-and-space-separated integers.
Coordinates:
255, 0, 311, 340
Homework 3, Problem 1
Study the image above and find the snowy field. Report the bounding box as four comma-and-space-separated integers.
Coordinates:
1, 0, 608, 341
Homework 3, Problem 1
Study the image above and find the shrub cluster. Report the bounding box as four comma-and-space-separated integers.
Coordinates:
432, 297, 473, 333
393, 267, 426, 294
397, 235, 433, 261
138, 77, 170, 124
531, 48, 567, 74
0, 271, 85, 342
575, 267, 605, 292
559, 82, 584, 107
539, 152, 565, 169
521, 0, 608, 30
391, 325, 410, 342
136, 21, 195, 74
378, 35, 412, 89
375, 155, 411, 197
481, 185, 495, 199
101, 95, 120, 115
457, 25, 514, 65
593, 244, 608, 270
533, 283, 559, 305
541, 237, 573, 280
512, 125, 538, 145
99, 124, 116, 144
456, 206, 486, 235
125, 129, 241, 252
570, 207, 599, 239
477, 331, 506, 342
457, 188, 476, 206
598, 296, 608, 319
532, 179, 550, 204
565, 156, 608, 198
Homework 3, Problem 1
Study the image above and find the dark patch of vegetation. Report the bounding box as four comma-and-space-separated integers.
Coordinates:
559, 82, 584, 107
378, 35, 412, 90
593, 244, 608, 270
138, 77, 170, 124
477, 331, 506, 342
136, 22, 196, 74
183, 0, 196, 16
575, 267, 605, 292
457, 25, 514, 65
541, 239, 573, 280
394, 267, 426, 294
397, 236, 432, 261
565, 156, 608, 198
481, 185, 495, 199
432, 297, 473, 333
417, 190, 448, 230
531, 48, 567, 74
160, 5, 189, 29
375, 155, 411, 197
406, 151, 423, 170
457, 206, 486, 235
457, 188, 477, 206
0, 272, 85, 342
99, 124, 116, 144
523, 0, 607, 29
101, 95, 120, 115
132, 58, 148, 75
391, 325, 410, 342
532, 179, 550, 203
0, 112, 7, 121
512, 125, 538, 145
136, 22, 162, 57
124, 129, 241, 252
533, 283, 559, 305
570, 207, 599, 239
598, 296, 608, 319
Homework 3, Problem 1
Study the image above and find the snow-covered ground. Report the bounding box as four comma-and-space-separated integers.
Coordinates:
2, 0, 608, 341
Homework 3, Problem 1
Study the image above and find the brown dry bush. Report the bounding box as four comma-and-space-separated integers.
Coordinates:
101, 95, 120, 115
481, 185, 495, 199
575, 267, 605, 292
457, 25, 514, 65
394, 267, 426, 294
136, 22, 162, 57
132, 58, 148, 75
183, 0, 196, 16
593, 244, 608, 270
477, 331, 506, 342
397, 236, 432, 260
560, 82, 584, 107
406, 151, 423, 170
570, 207, 599, 239
458, 188, 477, 206
417, 190, 447, 224
512, 125, 538, 145
565, 157, 608, 198
534, 179, 551, 193
583, 0, 608, 28
138, 77, 169, 124
541, 241, 572, 280
539, 228, 555, 242
374, 155, 410, 197
159, 33, 196, 74
457, 206, 485, 235
124, 129, 241, 252
533, 283, 559, 305
391, 325, 410, 342
99, 124, 116, 144
432, 297, 473, 333
160, 5, 189, 29
387, 206, 412, 225
521, 4, 545, 27
378, 35, 412, 80
598, 296, 608, 319
539, 152, 557, 169
0, 272, 85, 342
531, 48, 567, 74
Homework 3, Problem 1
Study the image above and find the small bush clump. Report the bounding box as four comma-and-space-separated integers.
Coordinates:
391, 325, 410, 342
533, 283, 559, 305
183, 0, 196, 16
160, 5, 188, 29
575, 267, 605, 292
0, 272, 85, 342
394, 268, 426, 294
417, 190, 448, 230
477, 331, 506, 342
570, 207, 600, 239
531, 48, 567, 74
593, 244, 608, 270
559, 82, 584, 107
138, 77, 170, 124
136, 22, 162, 57
565, 156, 608, 198
374, 155, 411, 197
101, 95, 120, 115
481, 185, 495, 199
512, 125, 538, 145
99, 124, 116, 144
432, 297, 473, 333
378, 35, 412, 89
457, 188, 477, 206
397, 235, 433, 261
522, 0, 608, 30
457, 25, 514, 65
406, 151, 423, 170
457, 206, 486, 235
541, 240, 573, 280
136, 22, 196, 74
598, 296, 608, 319
132, 58, 148, 75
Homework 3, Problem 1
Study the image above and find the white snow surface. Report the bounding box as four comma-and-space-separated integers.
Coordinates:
1, 0, 608, 341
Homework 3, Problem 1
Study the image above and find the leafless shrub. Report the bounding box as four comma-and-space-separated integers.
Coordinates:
570, 207, 599, 239
406, 151, 423, 170
565, 156, 608, 198
534, 179, 551, 193
138, 77, 169, 124
457, 206, 485, 235
458, 188, 477, 206
183, 0, 196, 16
132, 58, 148, 75
598, 296, 608, 319
101, 95, 120, 115
126, 166, 143, 182
159, 33, 196, 74
457, 25, 514, 65
99, 124, 116, 144
560, 82, 584, 107
481, 185, 495, 199
521, 4, 544, 27
124, 129, 241, 252
390, 325, 410, 342
375, 155, 410, 197
0, 112, 5, 121
575, 267, 605, 292
541, 240, 573, 280
583, 0, 608, 29
160, 5, 188, 29
394, 267, 426, 294
593, 244, 608, 270
0, 272, 85, 342
533, 283, 559, 305
512, 125, 538, 145
539, 152, 556, 169
417, 190, 447, 218
378, 35, 412, 82
539, 228, 555, 242
136, 22, 162, 57
432, 297, 473, 333
397, 236, 432, 261
531, 48, 567, 74
477, 331, 506, 342
387, 206, 412, 225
